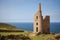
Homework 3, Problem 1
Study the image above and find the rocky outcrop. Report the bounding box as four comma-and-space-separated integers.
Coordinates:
54, 33, 60, 40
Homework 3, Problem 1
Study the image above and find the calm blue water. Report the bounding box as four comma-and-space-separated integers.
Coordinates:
7, 22, 60, 34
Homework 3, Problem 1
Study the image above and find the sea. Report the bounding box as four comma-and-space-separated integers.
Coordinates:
6, 22, 60, 34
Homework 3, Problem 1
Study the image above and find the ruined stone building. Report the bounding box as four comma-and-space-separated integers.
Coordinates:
34, 3, 50, 34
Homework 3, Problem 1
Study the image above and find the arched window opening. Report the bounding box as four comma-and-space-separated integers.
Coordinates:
36, 27, 38, 32
36, 16, 38, 19
36, 23, 38, 25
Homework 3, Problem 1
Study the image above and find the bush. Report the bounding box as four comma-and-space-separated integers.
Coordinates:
0, 34, 31, 40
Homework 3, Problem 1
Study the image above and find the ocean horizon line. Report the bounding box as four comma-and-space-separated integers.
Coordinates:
0, 22, 60, 23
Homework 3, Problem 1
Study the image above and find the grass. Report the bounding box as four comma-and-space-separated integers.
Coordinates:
30, 34, 57, 40
0, 31, 29, 35
0, 31, 57, 40
0, 23, 57, 40
0, 31, 32, 35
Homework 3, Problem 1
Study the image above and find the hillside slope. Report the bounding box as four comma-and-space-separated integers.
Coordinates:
0, 23, 20, 30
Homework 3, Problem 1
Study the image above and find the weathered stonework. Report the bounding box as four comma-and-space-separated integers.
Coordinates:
43, 16, 50, 34
34, 3, 50, 34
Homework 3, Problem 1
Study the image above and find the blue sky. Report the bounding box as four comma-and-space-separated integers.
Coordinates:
0, 0, 60, 22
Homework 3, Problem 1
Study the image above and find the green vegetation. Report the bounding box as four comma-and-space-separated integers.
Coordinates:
30, 34, 57, 40
0, 31, 58, 40
0, 32, 26, 35
0, 23, 19, 30
0, 23, 58, 40
0, 23, 30, 35
0, 31, 57, 40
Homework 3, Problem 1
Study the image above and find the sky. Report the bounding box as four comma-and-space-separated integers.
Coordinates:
0, 0, 60, 22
